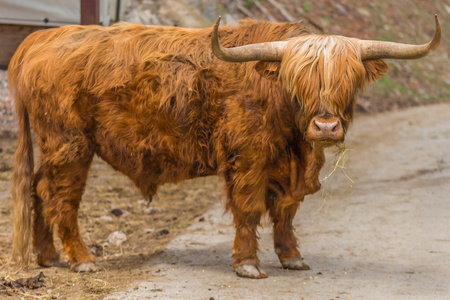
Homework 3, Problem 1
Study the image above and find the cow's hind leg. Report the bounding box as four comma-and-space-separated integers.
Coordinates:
32, 166, 66, 267
54, 160, 96, 271
35, 146, 96, 271
268, 197, 310, 270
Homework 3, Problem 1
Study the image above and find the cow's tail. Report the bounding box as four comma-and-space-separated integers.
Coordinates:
9, 29, 50, 266
10, 81, 34, 266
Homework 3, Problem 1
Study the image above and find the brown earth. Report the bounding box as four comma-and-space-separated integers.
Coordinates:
0, 135, 222, 299
1, 104, 449, 299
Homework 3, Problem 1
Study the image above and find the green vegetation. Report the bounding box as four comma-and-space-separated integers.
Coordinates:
245, 0, 262, 9
303, 1, 312, 13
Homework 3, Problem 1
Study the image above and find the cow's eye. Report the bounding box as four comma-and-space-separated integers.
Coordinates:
344, 99, 354, 115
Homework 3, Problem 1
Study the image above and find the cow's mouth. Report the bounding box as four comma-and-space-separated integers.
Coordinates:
309, 138, 343, 148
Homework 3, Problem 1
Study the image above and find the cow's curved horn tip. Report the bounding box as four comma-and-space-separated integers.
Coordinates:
215, 16, 222, 27
434, 14, 440, 39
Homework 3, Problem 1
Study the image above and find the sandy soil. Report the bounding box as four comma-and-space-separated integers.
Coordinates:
103, 103, 450, 300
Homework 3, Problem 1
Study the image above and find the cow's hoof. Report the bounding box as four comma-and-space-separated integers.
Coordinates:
38, 257, 67, 268
234, 264, 267, 279
72, 261, 99, 272
281, 258, 310, 270
47, 257, 68, 268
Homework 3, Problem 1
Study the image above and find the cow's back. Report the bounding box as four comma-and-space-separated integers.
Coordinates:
8, 20, 311, 194
8, 23, 229, 191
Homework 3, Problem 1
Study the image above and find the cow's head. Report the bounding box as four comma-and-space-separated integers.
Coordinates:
211, 16, 440, 148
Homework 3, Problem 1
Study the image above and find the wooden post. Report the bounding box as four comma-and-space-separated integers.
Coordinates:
0, 25, 46, 67
81, 0, 100, 25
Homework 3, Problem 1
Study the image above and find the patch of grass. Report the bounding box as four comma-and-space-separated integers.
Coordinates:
303, 1, 312, 13
372, 74, 398, 95
245, 0, 261, 9
372, 74, 410, 97
321, 16, 329, 24
179, 220, 192, 229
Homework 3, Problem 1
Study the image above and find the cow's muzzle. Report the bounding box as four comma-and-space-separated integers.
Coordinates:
305, 116, 345, 147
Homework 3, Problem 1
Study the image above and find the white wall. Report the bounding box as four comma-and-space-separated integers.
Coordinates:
0, 0, 118, 26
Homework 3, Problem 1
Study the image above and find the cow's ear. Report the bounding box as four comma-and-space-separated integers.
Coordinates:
255, 61, 281, 82
362, 59, 389, 84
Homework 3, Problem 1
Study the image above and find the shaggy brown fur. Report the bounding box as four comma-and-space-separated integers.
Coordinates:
10, 20, 389, 274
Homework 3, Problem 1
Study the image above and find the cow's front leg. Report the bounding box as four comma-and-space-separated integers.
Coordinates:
301, 143, 325, 196
230, 204, 267, 278
225, 165, 268, 278
268, 197, 310, 271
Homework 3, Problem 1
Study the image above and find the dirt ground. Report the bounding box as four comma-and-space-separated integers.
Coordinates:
1, 103, 447, 299
101, 103, 450, 299
0, 135, 221, 299
0, 104, 449, 299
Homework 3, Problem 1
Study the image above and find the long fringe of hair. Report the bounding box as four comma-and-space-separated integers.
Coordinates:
280, 35, 367, 129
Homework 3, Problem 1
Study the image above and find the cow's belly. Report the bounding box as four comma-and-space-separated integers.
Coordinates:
93, 125, 217, 195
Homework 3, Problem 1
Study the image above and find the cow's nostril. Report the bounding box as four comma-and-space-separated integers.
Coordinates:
314, 120, 321, 132
331, 122, 339, 132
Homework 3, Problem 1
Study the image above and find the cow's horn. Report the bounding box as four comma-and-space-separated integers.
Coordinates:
211, 16, 287, 62
359, 15, 441, 60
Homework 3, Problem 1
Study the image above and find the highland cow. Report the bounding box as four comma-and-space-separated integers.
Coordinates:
9, 16, 440, 278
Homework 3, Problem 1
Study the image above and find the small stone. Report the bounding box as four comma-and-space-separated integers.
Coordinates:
137, 200, 147, 205
156, 229, 170, 236
111, 208, 123, 217
357, 7, 371, 17
144, 207, 162, 215
100, 215, 113, 222
108, 231, 127, 246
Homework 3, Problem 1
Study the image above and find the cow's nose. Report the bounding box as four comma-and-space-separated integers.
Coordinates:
306, 116, 345, 146
313, 119, 340, 134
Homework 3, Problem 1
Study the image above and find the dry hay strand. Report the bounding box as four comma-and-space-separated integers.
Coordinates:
314, 143, 354, 214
